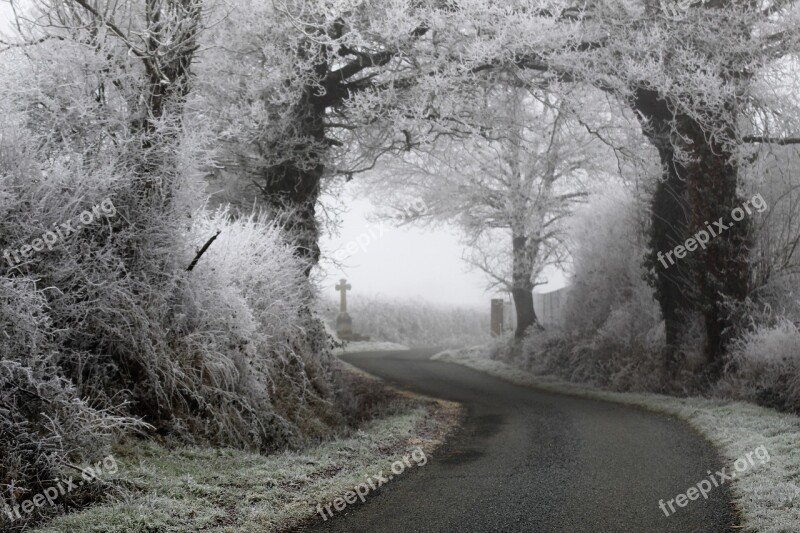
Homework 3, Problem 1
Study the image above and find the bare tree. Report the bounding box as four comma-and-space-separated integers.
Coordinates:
365, 87, 604, 338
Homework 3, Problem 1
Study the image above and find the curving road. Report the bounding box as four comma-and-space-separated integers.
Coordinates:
302, 349, 737, 533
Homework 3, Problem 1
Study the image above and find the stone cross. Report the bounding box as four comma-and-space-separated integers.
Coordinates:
336, 278, 351, 313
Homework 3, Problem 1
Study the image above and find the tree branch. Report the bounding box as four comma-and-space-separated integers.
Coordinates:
742, 135, 800, 145
187, 230, 221, 272
66, 0, 164, 82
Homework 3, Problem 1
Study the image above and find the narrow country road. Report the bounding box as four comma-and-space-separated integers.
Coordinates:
303, 349, 737, 533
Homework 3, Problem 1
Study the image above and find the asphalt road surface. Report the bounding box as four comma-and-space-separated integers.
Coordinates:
303, 349, 737, 533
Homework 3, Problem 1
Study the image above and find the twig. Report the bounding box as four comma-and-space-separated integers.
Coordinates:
186, 230, 221, 272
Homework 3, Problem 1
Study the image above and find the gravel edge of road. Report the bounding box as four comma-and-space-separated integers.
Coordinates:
433, 346, 800, 533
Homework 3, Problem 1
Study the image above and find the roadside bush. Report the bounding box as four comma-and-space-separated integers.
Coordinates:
0, 37, 347, 530
498, 186, 667, 392
0, 142, 347, 529
717, 319, 800, 411
504, 322, 665, 392
714, 146, 800, 410
185, 208, 345, 448
0, 278, 146, 531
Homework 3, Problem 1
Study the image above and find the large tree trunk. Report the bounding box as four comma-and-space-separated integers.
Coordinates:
511, 288, 537, 339
633, 88, 749, 375
511, 235, 540, 339
632, 89, 695, 372
682, 110, 749, 376
260, 149, 323, 276
259, 67, 328, 275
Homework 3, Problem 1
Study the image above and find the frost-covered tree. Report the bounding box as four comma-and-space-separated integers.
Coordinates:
363, 87, 605, 338
204, 0, 800, 373
196, 0, 446, 270
2, 0, 204, 193
43, 0, 790, 374
404, 0, 800, 372
744, 145, 800, 317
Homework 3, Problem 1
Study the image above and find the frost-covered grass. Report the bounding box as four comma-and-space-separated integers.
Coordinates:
31, 368, 462, 533
333, 340, 410, 354
323, 322, 409, 354
434, 346, 800, 533
319, 296, 490, 348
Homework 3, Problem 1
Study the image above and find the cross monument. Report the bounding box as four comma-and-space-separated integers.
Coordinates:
335, 278, 354, 339
336, 278, 351, 313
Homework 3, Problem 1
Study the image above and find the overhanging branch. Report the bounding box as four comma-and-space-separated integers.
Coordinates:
742, 135, 800, 145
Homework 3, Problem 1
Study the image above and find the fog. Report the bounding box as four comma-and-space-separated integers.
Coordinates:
319, 192, 567, 309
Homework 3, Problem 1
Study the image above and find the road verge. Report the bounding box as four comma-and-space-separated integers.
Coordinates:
31, 361, 463, 533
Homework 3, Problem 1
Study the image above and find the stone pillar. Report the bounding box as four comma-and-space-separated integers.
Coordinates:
491, 298, 504, 337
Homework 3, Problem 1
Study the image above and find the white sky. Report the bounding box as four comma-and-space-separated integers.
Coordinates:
317, 190, 566, 309
0, 3, 14, 30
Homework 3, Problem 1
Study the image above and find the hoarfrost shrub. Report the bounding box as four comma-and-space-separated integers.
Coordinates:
0, 37, 345, 481
0, 278, 145, 531
720, 319, 800, 411
185, 208, 345, 448
506, 187, 667, 392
